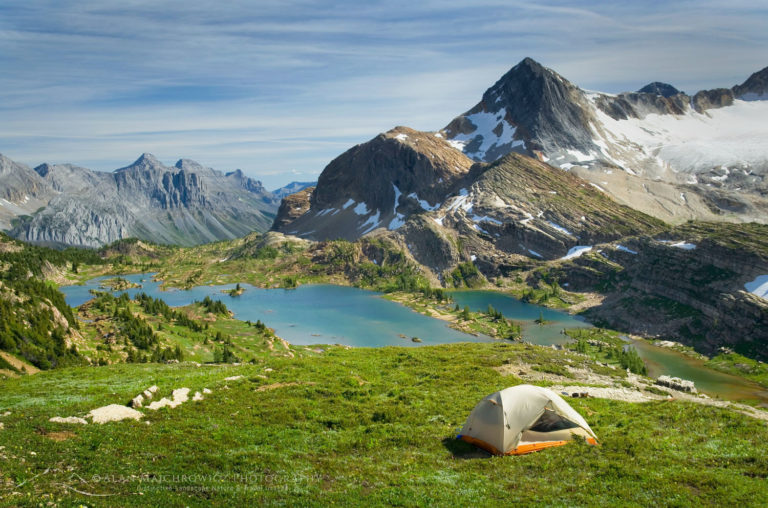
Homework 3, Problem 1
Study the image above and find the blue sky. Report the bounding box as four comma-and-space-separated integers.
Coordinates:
1, 1, 766, 189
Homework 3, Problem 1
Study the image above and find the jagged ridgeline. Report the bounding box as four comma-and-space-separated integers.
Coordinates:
0, 233, 103, 369
1, 153, 280, 248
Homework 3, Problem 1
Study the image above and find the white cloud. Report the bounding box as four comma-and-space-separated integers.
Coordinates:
0, 0, 766, 188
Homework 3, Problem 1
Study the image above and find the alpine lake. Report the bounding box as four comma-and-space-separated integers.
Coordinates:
61, 273, 768, 405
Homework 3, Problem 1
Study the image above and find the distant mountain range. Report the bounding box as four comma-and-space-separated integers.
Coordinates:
0, 153, 286, 247
2, 57, 766, 249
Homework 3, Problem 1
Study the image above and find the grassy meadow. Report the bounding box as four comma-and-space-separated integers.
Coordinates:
1, 342, 767, 507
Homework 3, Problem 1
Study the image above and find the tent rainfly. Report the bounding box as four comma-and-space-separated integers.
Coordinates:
458, 384, 598, 455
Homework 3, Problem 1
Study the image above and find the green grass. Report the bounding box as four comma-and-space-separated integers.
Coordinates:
1, 342, 767, 506
73, 293, 289, 365
707, 353, 768, 388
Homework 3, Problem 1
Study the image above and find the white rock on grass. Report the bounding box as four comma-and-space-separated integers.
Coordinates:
147, 388, 190, 410
143, 385, 159, 399
192, 392, 204, 401
202, 388, 212, 394
131, 394, 144, 408
50, 416, 88, 425
224, 375, 243, 381
88, 405, 143, 424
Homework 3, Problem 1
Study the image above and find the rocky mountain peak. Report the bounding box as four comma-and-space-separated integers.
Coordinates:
224, 169, 270, 197
117, 153, 164, 173
443, 57, 597, 161
312, 126, 471, 213
733, 65, 768, 100
637, 82, 682, 97
483, 57, 572, 110
33, 163, 54, 178
274, 126, 473, 240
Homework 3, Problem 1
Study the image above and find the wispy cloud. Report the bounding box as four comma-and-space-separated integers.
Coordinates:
0, 0, 765, 188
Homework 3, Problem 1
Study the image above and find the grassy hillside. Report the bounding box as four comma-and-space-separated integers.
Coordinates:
1, 342, 767, 506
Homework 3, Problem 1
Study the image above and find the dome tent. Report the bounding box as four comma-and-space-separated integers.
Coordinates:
458, 384, 598, 455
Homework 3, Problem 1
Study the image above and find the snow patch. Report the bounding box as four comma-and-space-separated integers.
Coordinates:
528, 249, 543, 259
342, 199, 355, 210
745, 275, 768, 299
360, 210, 381, 234
616, 245, 638, 255
561, 246, 593, 260
670, 241, 696, 250
395, 133, 408, 141
353, 202, 369, 215
592, 99, 768, 176
471, 214, 502, 225
388, 214, 406, 230
547, 221, 575, 237
449, 107, 523, 160
406, 192, 440, 211
392, 184, 402, 212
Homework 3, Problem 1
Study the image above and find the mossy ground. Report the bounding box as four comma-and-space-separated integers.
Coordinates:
1, 342, 767, 506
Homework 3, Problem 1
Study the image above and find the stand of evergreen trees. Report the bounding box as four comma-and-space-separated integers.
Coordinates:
0, 233, 103, 369
198, 296, 229, 315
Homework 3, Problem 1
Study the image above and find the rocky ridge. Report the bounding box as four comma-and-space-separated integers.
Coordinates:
6, 153, 279, 247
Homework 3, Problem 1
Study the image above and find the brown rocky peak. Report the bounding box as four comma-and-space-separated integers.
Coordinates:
271, 186, 314, 231
312, 126, 472, 213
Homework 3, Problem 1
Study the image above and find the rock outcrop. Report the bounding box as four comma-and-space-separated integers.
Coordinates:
271, 187, 313, 232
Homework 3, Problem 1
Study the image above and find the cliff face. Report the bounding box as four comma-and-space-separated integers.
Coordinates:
9, 153, 278, 247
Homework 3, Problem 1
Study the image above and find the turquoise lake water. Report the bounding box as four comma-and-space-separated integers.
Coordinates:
450, 290, 591, 345
59, 274, 490, 348
60, 274, 768, 403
